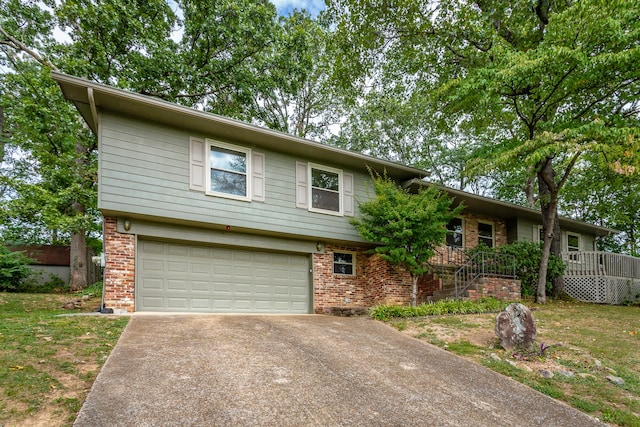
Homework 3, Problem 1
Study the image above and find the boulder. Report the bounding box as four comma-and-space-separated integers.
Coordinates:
495, 303, 537, 350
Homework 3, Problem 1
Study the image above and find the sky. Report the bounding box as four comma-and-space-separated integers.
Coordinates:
271, 0, 326, 16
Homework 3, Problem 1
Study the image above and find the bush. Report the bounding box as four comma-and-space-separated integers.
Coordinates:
370, 297, 508, 320
0, 244, 35, 292
466, 241, 565, 297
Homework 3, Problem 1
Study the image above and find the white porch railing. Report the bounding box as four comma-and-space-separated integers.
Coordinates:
562, 251, 640, 304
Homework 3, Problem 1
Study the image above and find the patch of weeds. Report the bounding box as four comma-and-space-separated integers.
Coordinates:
429, 337, 446, 347
568, 398, 600, 413
446, 340, 483, 356
528, 380, 564, 400
390, 320, 407, 331
601, 407, 640, 427
511, 342, 553, 362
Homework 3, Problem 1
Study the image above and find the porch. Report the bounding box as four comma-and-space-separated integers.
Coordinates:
562, 251, 640, 305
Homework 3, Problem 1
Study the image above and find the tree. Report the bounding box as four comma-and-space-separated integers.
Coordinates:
562, 157, 640, 256
328, 0, 640, 303
245, 10, 343, 140
350, 174, 462, 306
1, 0, 325, 289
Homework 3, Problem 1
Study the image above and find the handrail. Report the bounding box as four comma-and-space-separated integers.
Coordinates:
454, 252, 517, 298
562, 251, 640, 280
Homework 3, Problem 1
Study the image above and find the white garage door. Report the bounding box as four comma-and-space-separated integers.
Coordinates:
137, 240, 311, 313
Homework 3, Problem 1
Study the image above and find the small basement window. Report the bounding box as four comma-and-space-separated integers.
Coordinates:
333, 252, 354, 275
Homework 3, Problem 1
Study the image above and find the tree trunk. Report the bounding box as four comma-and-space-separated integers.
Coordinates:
69, 227, 87, 291
411, 274, 418, 307
536, 159, 559, 304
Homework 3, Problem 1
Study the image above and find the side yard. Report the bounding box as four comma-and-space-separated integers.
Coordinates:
388, 300, 640, 427
0, 290, 128, 426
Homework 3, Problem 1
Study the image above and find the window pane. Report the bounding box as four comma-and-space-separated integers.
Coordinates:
210, 147, 246, 173
211, 170, 247, 196
446, 218, 463, 248
478, 223, 493, 238
479, 236, 494, 247
334, 253, 353, 264
334, 264, 353, 275
312, 188, 340, 211
311, 168, 339, 191
568, 235, 580, 251
446, 232, 463, 247
333, 252, 354, 275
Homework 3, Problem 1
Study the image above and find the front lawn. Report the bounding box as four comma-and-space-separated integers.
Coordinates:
0, 290, 128, 426
385, 299, 640, 426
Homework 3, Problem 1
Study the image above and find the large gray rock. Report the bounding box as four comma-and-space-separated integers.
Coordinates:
495, 303, 537, 350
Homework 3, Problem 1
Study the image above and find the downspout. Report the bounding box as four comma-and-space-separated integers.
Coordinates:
87, 87, 112, 313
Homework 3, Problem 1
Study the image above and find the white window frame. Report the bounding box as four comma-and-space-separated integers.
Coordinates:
446, 217, 465, 249
205, 139, 252, 202
333, 251, 356, 276
308, 163, 343, 216
477, 221, 495, 248
534, 225, 544, 243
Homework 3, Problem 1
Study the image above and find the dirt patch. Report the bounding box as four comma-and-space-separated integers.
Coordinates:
397, 314, 573, 374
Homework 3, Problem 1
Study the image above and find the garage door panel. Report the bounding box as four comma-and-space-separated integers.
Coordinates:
138, 240, 310, 313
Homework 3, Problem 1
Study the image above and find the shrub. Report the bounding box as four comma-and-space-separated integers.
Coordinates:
0, 243, 35, 291
370, 297, 507, 320
465, 241, 565, 297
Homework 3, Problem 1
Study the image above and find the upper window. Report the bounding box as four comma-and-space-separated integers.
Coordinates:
446, 218, 464, 248
478, 222, 494, 248
207, 141, 251, 201
333, 252, 355, 275
309, 164, 342, 214
567, 233, 580, 251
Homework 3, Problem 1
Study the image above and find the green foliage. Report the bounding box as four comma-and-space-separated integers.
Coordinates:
0, 243, 34, 291
329, 0, 640, 303
369, 297, 507, 321
466, 241, 565, 297
351, 175, 461, 278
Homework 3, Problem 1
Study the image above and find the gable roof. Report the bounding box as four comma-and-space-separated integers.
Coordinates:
52, 72, 617, 238
51, 72, 426, 182
404, 179, 616, 237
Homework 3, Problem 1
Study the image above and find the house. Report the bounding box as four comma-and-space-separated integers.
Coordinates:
53, 72, 634, 313
7, 245, 102, 287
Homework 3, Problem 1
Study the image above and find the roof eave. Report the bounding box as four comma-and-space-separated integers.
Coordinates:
52, 72, 428, 181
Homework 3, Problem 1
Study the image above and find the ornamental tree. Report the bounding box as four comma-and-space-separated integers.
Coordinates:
350, 175, 462, 306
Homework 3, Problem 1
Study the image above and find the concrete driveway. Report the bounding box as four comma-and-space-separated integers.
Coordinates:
74, 315, 603, 426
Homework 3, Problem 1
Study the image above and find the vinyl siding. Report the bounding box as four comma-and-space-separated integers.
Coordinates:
509, 217, 596, 250
98, 113, 369, 243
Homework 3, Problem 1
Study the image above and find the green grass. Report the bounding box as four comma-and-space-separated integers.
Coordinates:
0, 291, 128, 426
387, 299, 640, 427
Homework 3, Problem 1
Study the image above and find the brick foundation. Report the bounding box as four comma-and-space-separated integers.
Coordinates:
313, 245, 414, 313
103, 217, 136, 312
466, 277, 521, 301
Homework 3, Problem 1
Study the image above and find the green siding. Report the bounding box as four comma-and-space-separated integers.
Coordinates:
98, 114, 370, 243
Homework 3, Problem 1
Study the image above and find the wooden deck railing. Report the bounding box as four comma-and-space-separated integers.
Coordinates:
562, 251, 640, 280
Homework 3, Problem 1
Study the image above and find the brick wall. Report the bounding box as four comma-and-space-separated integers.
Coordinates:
313, 245, 413, 313
313, 245, 368, 313
466, 277, 521, 301
103, 217, 136, 312
461, 213, 508, 248
365, 253, 412, 307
